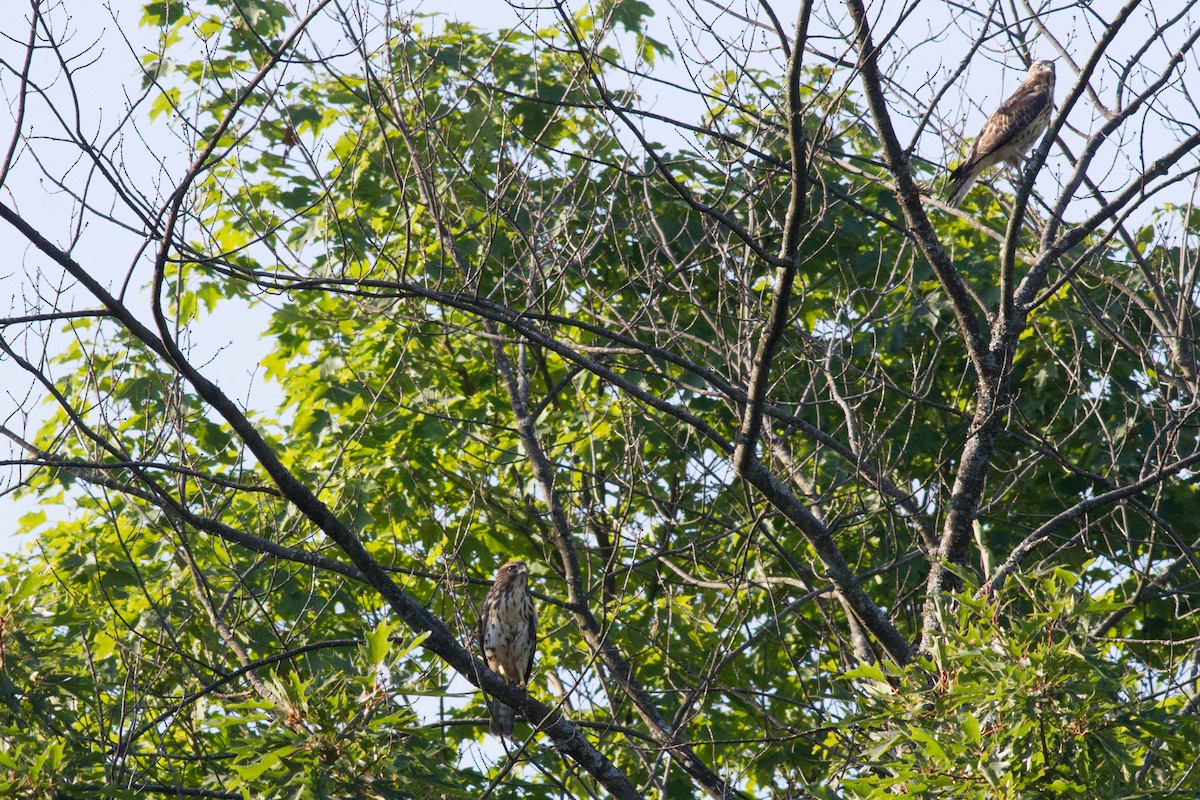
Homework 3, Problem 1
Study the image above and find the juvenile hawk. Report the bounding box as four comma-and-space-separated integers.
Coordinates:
477, 560, 537, 737
946, 60, 1056, 206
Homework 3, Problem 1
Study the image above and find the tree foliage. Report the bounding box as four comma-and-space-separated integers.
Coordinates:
2, 0, 1200, 797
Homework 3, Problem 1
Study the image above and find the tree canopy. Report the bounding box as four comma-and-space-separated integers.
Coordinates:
2, 0, 1200, 798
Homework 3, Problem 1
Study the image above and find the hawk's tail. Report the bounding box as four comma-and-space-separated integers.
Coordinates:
488, 700, 516, 738
945, 162, 978, 207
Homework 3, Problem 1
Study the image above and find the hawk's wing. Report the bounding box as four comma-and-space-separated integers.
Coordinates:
523, 605, 537, 683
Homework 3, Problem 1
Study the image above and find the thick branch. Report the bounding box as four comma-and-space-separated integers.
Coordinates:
843, 0, 991, 383
733, 0, 814, 475
737, 458, 911, 664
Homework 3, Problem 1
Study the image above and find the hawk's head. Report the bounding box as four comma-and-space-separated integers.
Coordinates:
494, 560, 529, 589
1027, 60, 1055, 84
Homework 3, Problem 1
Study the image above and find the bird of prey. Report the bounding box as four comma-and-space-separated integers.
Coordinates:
477, 560, 537, 737
946, 60, 1056, 206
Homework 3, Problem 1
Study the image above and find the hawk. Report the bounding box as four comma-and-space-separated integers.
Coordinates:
477, 560, 537, 737
946, 60, 1056, 206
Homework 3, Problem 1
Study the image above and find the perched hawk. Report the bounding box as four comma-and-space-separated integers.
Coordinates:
477, 560, 537, 737
946, 60, 1056, 206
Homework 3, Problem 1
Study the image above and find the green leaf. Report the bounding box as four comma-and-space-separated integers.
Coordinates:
363, 618, 398, 667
